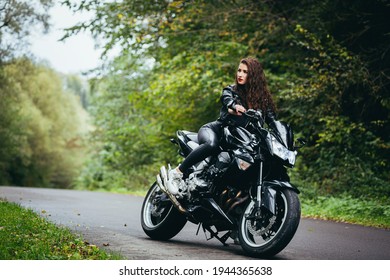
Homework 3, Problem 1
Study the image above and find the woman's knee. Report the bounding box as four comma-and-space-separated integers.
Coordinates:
207, 138, 220, 150
199, 131, 218, 147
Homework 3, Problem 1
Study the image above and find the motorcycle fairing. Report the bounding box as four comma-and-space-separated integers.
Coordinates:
270, 121, 294, 150
223, 126, 254, 151
201, 197, 234, 227
185, 197, 235, 231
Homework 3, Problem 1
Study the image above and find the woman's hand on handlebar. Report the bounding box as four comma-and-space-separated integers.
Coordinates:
228, 105, 246, 116
234, 105, 246, 116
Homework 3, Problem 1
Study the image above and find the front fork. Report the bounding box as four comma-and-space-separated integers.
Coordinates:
254, 161, 299, 217
255, 161, 263, 209
254, 160, 277, 216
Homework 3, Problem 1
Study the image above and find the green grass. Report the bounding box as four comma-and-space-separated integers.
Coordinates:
301, 194, 390, 228
291, 176, 390, 228
0, 199, 122, 260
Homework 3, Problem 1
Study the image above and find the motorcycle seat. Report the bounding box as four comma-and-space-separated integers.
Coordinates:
177, 130, 199, 151
178, 130, 198, 143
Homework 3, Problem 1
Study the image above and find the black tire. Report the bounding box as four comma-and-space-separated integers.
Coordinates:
238, 188, 300, 257
141, 182, 187, 240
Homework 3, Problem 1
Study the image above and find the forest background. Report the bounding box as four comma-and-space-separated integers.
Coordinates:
1, 0, 389, 227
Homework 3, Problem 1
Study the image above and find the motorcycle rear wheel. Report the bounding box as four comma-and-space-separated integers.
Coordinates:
238, 188, 300, 257
141, 182, 187, 240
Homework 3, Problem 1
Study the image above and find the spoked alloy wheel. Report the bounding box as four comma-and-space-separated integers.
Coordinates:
238, 188, 300, 257
141, 182, 187, 240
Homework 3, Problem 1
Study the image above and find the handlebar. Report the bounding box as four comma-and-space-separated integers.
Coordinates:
244, 109, 263, 120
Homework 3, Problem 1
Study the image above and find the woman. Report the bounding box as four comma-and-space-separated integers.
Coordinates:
166, 57, 277, 195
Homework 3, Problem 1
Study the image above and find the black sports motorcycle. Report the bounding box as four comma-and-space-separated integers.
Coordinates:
141, 109, 305, 257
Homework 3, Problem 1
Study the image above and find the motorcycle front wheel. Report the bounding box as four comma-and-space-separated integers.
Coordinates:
238, 188, 300, 257
141, 182, 187, 240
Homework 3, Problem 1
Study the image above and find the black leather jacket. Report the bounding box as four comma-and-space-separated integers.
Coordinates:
218, 85, 277, 127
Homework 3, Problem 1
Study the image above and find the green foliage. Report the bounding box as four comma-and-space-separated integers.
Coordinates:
77, 43, 249, 191
143, 42, 248, 159
75, 54, 157, 191
281, 24, 389, 198
0, 58, 89, 188
68, 0, 388, 209
0, 67, 24, 182
0, 0, 53, 62
0, 199, 120, 259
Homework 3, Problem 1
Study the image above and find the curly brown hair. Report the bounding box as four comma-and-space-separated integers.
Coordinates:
234, 57, 276, 113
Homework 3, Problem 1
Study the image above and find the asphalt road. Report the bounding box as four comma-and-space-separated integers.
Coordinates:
1, 186, 389, 260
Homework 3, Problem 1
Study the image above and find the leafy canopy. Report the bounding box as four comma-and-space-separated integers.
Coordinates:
65, 0, 389, 198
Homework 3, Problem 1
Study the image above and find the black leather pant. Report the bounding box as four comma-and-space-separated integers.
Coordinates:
179, 120, 223, 173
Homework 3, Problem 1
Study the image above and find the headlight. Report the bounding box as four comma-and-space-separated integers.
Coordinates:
234, 149, 254, 171
271, 136, 297, 166
236, 158, 252, 170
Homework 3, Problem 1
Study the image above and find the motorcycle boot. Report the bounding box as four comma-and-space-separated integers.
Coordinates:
167, 166, 185, 195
